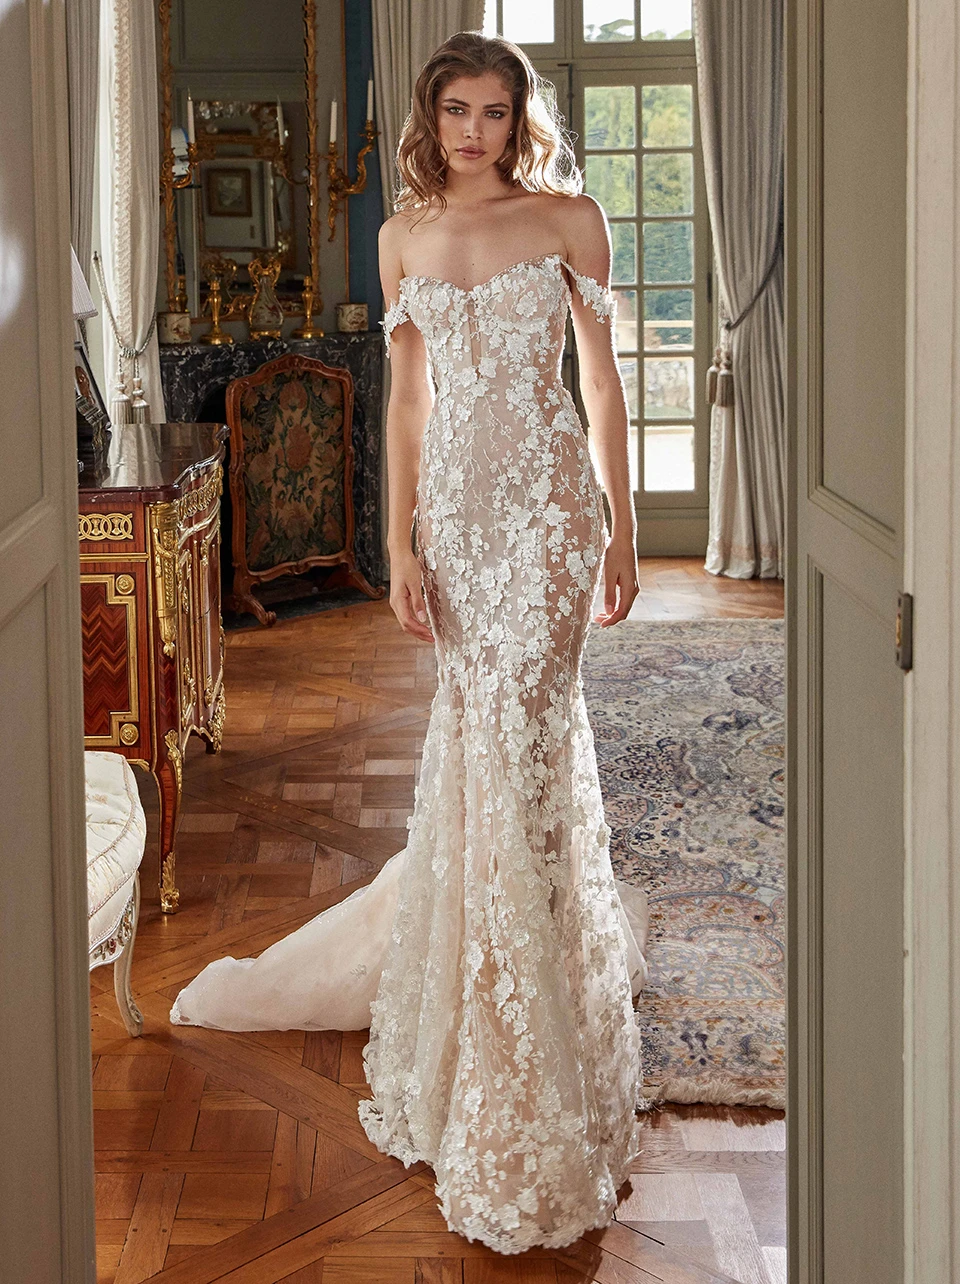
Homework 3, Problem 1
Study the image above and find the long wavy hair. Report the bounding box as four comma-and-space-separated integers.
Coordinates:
394, 30, 581, 221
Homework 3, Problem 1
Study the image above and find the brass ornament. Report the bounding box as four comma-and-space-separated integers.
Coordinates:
326, 118, 380, 242
160, 851, 180, 914
209, 686, 226, 754
79, 513, 134, 542
115, 574, 135, 594
151, 502, 178, 658
119, 723, 139, 745
176, 463, 223, 524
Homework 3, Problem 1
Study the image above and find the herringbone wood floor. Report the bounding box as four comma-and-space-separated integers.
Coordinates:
91, 557, 786, 1284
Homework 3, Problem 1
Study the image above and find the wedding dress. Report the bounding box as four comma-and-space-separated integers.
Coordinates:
170, 251, 650, 1255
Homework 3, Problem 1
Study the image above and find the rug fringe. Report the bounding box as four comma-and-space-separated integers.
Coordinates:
642, 1076, 785, 1111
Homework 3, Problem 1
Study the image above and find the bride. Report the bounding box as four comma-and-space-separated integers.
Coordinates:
171, 29, 650, 1256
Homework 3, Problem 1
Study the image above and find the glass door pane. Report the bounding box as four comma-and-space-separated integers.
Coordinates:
576, 67, 709, 513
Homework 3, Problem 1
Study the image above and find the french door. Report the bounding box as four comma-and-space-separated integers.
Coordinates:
536, 57, 712, 554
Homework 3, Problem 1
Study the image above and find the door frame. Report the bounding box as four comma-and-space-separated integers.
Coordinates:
788, 0, 960, 1279
902, 0, 960, 1278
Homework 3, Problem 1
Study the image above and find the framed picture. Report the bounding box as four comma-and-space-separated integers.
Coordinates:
74, 341, 110, 431
205, 166, 253, 218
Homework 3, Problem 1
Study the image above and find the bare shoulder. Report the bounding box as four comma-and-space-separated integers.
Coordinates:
378, 210, 417, 258
556, 193, 609, 248
551, 192, 611, 278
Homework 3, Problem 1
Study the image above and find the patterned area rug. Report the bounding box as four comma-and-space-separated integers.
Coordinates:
582, 618, 785, 1110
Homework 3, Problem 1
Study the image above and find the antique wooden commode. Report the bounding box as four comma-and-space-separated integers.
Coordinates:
78, 422, 228, 913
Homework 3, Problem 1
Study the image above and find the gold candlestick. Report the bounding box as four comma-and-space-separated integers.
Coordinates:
292, 275, 323, 339
199, 277, 233, 346
326, 119, 379, 242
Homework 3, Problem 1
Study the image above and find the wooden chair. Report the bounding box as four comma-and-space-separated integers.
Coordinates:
224, 352, 384, 626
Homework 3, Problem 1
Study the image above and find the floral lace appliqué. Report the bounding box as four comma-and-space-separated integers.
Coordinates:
364, 252, 643, 1255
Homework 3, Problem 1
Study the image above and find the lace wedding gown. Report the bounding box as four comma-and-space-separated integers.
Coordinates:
170, 251, 650, 1255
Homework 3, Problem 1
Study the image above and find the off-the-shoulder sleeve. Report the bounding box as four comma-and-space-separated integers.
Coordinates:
560, 259, 617, 324
379, 290, 411, 357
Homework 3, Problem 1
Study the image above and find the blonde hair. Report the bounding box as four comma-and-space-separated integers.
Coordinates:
394, 30, 581, 221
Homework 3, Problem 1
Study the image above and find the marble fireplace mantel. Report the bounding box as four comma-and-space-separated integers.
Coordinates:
159, 334, 386, 585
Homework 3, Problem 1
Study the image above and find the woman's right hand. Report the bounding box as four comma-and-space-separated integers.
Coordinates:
388, 547, 434, 643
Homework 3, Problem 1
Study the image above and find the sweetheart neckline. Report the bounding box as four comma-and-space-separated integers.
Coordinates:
398, 252, 567, 297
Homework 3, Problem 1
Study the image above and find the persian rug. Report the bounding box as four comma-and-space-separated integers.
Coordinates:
582, 617, 785, 1110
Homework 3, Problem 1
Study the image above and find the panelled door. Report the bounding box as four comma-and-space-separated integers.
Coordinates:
0, 0, 96, 1280
787, 0, 907, 1278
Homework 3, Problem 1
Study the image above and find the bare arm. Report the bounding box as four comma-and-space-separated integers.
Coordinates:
379, 219, 435, 642
563, 196, 639, 625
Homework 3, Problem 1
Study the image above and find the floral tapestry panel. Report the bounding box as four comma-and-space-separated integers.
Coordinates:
238, 369, 347, 572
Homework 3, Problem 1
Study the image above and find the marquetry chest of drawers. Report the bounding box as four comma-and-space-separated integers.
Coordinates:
79, 423, 228, 912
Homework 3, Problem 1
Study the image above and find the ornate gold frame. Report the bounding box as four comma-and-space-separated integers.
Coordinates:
157, 0, 324, 324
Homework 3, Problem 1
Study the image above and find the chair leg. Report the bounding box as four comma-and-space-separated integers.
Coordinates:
114, 875, 144, 1037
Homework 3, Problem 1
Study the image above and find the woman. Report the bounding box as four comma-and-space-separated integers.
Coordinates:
171, 30, 650, 1256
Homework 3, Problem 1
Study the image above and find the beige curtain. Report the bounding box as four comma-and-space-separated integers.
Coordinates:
372, 0, 486, 219
67, 0, 99, 277
96, 0, 165, 421
371, 0, 484, 566
694, 0, 785, 579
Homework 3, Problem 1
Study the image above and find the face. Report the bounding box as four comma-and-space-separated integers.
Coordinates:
435, 72, 515, 176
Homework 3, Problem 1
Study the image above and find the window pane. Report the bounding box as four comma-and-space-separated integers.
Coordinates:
502, 0, 554, 42
482, 0, 497, 35
584, 85, 635, 150
628, 422, 640, 492
641, 0, 693, 40
619, 357, 639, 417
614, 290, 638, 352
584, 0, 635, 42
644, 288, 693, 349
644, 426, 695, 490
611, 222, 637, 284
643, 153, 693, 216
642, 84, 693, 147
643, 220, 693, 282
585, 154, 636, 217
645, 356, 694, 419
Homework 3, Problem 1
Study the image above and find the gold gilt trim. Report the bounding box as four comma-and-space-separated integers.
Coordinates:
150, 501, 178, 658
209, 685, 226, 753
164, 728, 183, 794
81, 573, 140, 748
160, 728, 183, 913
160, 851, 179, 914
79, 512, 134, 542
176, 463, 223, 524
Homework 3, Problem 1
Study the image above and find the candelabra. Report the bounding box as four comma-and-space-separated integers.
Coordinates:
326, 119, 379, 242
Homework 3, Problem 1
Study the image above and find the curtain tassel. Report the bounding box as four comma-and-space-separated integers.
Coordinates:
111, 360, 132, 425
130, 357, 150, 424
715, 351, 735, 407
706, 346, 721, 405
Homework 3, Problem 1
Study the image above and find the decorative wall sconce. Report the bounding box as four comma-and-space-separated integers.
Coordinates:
325, 81, 379, 242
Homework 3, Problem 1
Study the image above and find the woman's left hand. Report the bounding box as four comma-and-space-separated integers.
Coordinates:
593, 536, 640, 627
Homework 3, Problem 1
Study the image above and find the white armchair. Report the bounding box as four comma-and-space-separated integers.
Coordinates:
86, 751, 148, 1036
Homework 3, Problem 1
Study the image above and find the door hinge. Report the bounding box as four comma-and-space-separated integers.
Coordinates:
896, 591, 913, 671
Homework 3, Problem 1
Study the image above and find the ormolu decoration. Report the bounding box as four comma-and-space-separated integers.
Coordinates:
326, 118, 380, 242
151, 501, 179, 659
79, 512, 134, 542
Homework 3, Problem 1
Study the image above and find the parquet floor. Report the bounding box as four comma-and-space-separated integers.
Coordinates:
91, 557, 786, 1284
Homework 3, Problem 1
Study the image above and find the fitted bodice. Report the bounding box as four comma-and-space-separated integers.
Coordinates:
380, 252, 617, 399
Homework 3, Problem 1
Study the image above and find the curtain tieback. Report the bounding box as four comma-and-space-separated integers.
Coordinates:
92, 251, 157, 426
706, 217, 784, 408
